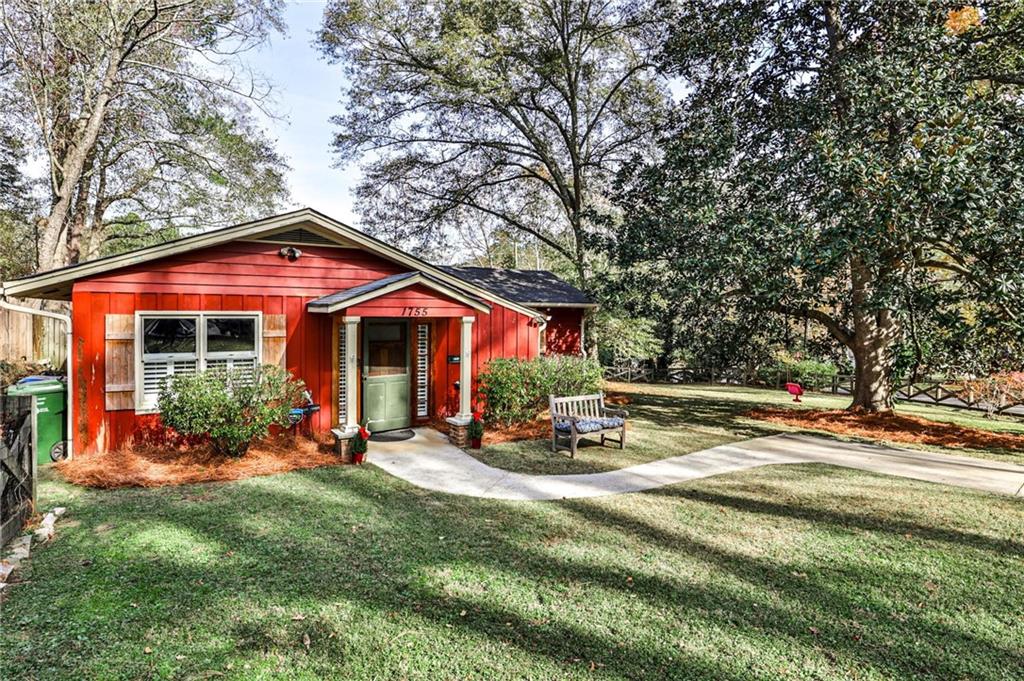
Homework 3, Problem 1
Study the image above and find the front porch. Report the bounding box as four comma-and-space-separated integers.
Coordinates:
308, 271, 489, 438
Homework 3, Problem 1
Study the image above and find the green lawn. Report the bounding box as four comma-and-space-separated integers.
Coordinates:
2, 383, 1023, 680
470, 382, 1024, 475
2, 465, 1022, 678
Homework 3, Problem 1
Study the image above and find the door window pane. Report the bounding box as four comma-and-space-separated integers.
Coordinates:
206, 317, 256, 354
367, 324, 407, 376
143, 318, 197, 355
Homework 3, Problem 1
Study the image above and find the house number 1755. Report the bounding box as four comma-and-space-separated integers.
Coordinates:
402, 307, 429, 316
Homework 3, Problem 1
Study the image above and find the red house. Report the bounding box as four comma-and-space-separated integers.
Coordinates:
2, 209, 594, 455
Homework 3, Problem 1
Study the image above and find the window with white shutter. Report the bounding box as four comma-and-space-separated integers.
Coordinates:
205, 316, 258, 383
136, 312, 262, 412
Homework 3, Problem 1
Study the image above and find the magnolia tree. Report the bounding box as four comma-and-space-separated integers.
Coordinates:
615, 1, 1024, 411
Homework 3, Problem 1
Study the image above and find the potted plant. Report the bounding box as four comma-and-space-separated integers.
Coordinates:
468, 410, 484, 449
352, 425, 370, 464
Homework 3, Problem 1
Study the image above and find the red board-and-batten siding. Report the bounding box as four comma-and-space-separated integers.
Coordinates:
70, 240, 568, 455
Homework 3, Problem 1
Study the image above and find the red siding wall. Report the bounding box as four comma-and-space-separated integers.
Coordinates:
347, 283, 475, 318
543, 308, 584, 355
429, 304, 541, 419
71, 240, 543, 454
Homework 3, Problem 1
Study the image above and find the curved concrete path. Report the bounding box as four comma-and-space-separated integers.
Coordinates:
368, 428, 1024, 501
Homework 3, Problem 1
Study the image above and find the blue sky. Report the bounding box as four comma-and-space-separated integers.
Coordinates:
245, 1, 361, 225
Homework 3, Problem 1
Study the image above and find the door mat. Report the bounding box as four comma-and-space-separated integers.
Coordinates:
369, 429, 416, 443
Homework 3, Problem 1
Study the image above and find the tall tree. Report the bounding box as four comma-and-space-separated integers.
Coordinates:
316, 0, 670, 286
0, 129, 37, 280
0, 0, 288, 272
616, 1, 1024, 410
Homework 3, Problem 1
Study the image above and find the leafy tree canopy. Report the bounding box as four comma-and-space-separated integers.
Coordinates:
0, 0, 290, 272
615, 1, 1024, 409
317, 0, 671, 286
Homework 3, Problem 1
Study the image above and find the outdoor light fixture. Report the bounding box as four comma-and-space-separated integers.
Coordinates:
278, 246, 302, 261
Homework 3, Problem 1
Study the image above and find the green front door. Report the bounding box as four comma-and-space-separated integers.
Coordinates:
362, 321, 411, 432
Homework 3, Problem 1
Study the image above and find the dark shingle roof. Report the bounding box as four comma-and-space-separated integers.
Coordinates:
439, 266, 594, 306
308, 271, 491, 311
307, 272, 419, 309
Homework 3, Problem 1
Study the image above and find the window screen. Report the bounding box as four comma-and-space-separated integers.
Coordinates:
143, 318, 197, 355
206, 317, 256, 354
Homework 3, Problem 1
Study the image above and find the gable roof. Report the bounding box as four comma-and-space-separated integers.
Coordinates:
307, 271, 490, 314
0, 208, 545, 320
440, 266, 595, 307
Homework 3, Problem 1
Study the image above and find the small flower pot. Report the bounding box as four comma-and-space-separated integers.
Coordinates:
470, 437, 482, 449
353, 451, 366, 464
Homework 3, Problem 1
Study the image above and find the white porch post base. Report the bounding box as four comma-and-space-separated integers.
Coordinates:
343, 316, 360, 430
458, 315, 474, 418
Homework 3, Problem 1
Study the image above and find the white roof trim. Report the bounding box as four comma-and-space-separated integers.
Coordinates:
308, 272, 491, 315
1, 208, 546, 320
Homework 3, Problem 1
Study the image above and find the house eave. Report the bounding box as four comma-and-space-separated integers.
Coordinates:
307, 272, 492, 315
1, 208, 547, 320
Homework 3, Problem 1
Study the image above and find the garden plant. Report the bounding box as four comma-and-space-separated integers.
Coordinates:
158, 364, 307, 457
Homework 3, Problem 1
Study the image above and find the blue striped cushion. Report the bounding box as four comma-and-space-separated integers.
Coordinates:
555, 417, 624, 434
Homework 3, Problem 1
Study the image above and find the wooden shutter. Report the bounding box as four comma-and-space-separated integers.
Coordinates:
105, 315, 135, 411
262, 314, 287, 368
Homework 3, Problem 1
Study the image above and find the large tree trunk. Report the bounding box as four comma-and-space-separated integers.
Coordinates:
66, 146, 96, 266
37, 52, 121, 272
848, 257, 899, 411
850, 331, 895, 411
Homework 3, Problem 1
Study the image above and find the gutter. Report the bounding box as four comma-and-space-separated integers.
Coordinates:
537, 315, 549, 355
1, 287, 74, 459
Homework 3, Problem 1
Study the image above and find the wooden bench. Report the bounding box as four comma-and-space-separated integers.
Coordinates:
549, 393, 628, 458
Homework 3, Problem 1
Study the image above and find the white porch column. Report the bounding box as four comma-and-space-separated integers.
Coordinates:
459, 315, 474, 418
344, 316, 360, 430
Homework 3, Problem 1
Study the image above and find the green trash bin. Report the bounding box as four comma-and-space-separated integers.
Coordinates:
7, 378, 68, 464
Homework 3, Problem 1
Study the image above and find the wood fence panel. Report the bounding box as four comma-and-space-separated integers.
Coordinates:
1, 395, 34, 547
1, 306, 65, 368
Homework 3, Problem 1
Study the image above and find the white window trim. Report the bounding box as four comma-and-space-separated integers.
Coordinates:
134, 310, 263, 414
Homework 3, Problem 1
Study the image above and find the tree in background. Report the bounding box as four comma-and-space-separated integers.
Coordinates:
615, 1, 1024, 410
0, 130, 37, 280
317, 0, 671, 287
0, 0, 289, 272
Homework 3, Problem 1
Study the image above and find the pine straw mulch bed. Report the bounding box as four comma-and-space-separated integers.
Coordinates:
55, 434, 345, 489
747, 407, 1024, 452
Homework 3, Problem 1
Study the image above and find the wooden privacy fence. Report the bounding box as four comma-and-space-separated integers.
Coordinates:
602, 363, 1024, 416
1, 394, 34, 547
1, 306, 66, 368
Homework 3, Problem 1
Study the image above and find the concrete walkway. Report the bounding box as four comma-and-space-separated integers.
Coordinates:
368, 428, 1024, 501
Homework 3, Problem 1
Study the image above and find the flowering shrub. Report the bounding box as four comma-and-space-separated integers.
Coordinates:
352, 426, 370, 454
467, 410, 484, 439
959, 372, 1024, 417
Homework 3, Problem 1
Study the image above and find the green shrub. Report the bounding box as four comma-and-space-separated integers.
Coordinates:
590, 311, 662, 364
477, 355, 604, 426
756, 352, 840, 385
158, 364, 306, 457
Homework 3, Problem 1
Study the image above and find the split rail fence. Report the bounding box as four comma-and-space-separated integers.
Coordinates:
602, 363, 1024, 417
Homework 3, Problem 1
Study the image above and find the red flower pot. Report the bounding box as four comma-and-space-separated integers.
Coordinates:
470, 437, 482, 449
353, 451, 366, 464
